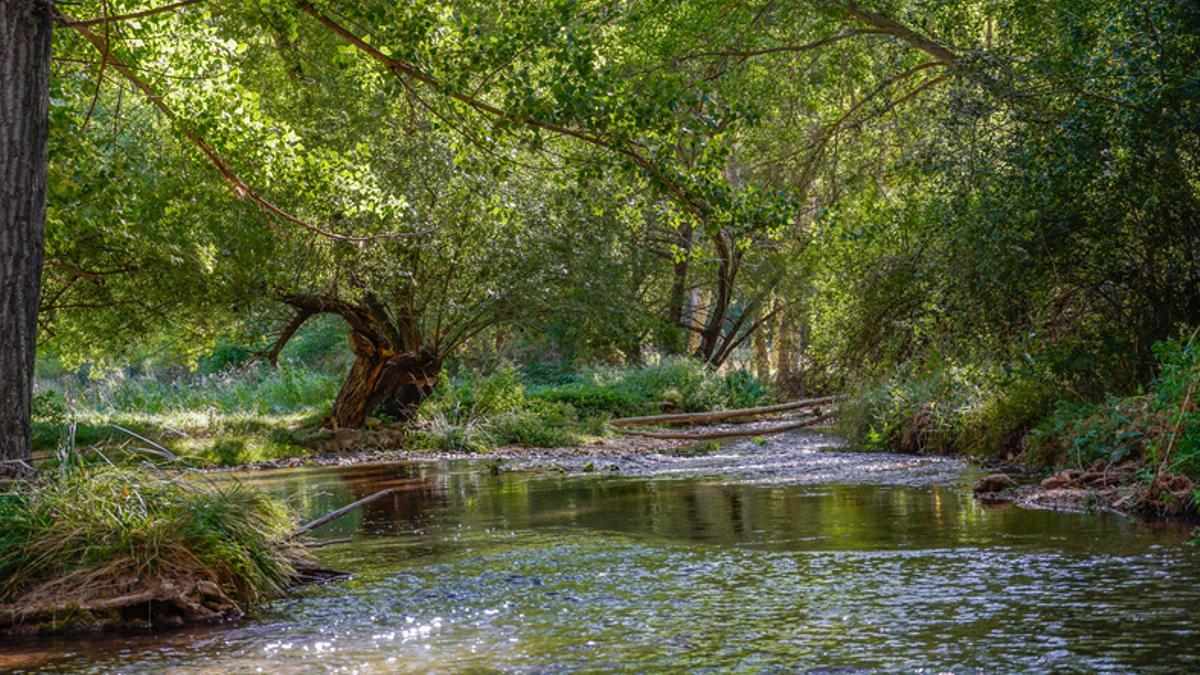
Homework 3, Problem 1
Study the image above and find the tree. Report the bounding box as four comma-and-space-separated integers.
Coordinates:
1, 0, 53, 474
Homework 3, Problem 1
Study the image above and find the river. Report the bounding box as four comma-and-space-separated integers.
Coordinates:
5, 431, 1199, 672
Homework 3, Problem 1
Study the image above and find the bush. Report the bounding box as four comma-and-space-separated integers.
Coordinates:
845, 334, 1200, 478
1027, 398, 1151, 469
488, 400, 580, 447
839, 362, 978, 454
840, 360, 1056, 457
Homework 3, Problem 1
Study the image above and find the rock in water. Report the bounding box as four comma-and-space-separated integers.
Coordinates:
974, 473, 1017, 494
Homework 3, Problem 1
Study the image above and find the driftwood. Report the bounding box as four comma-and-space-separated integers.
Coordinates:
284, 488, 398, 540
610, 396, 842, 428
620, 412, 836, 440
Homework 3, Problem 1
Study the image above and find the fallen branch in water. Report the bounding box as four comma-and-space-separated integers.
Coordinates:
304, 537, 353, 549
619, 412, 837, 440
284, 488, 398, 541
610, 396, 842, 428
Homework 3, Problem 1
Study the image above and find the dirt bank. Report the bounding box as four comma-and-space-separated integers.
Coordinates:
973, 462, 1198, 519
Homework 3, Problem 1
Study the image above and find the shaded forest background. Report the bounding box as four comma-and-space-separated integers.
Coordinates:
5, 0, 1199, 473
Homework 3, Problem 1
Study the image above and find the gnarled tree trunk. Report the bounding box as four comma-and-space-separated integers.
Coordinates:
324, 332, 442, 430
280, 294, 444, 430
0, 0, 53, 474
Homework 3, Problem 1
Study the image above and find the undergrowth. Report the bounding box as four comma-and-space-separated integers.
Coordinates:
842, 335, 1200, 479
409, 358, 775, 453
32, 364, 338, 467
35, 354, 775, 461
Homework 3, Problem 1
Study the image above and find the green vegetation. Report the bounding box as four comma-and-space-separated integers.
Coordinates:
843, 337, 1200, 480
31, 364, 339, 467
412, 358, 773, 453
0, 464, 305, 632
31, 356, 774, 462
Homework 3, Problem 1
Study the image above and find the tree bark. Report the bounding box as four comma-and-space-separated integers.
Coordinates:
774, 304, 796, 394
751, 301, 771, 382
0, 0, 53, 474
664, 222, 693, 354
324, 330, 441, 429
697, 233, 740, 364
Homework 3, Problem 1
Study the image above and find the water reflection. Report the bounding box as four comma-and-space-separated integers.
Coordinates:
5, 458, 1198, 672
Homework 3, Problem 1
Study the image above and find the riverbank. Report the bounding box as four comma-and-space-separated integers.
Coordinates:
0, 467, 316, 636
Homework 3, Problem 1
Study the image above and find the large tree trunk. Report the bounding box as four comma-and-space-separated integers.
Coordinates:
0, 0, 53, 474
324, 331, 441, 429
664, 222, 693, 354
751, 301, 771, 382
697, 234, 739, 364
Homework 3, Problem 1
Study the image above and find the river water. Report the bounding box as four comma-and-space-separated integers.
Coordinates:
5, 432, 1199, 672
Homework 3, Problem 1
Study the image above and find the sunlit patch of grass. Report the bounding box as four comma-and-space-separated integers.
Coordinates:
33, 410, 324, 469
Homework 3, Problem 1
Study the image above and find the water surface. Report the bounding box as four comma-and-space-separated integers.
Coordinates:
5, 433, 1198, 672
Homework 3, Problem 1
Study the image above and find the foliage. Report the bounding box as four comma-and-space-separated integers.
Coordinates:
533, 357, 776, 419
30, 391, 67, 425
409, 358, 772, 452
0, 466, 303, 608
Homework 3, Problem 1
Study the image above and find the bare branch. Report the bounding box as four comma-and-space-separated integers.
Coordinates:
263, 309, 315, 367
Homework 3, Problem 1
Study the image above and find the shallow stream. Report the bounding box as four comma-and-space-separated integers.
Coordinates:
6, 432, 1199, 672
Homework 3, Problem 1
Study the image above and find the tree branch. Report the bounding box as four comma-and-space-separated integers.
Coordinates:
298, 2, 706, 216
842, 2, 959, 67
675, 29, 886, 62
263, 308, 314, 367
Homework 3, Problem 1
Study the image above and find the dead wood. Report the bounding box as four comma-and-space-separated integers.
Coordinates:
619, 412, 836, 440
610, 396, 842, 427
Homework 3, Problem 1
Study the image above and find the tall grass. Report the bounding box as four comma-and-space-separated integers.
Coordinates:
32, 364, 341, 467
0, 465, 305, 630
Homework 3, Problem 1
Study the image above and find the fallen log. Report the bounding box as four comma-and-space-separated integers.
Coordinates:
610, 396, 843, 428
619, 412, 836, 440
284, 488, 398, 541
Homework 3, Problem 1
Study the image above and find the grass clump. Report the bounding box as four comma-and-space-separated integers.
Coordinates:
0, 465, 306, 633
410, 369, 586, 452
